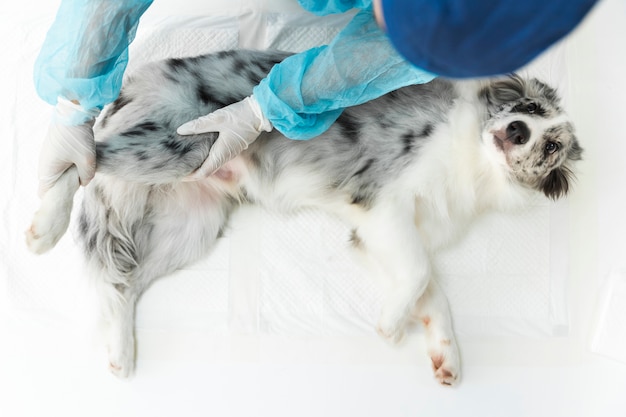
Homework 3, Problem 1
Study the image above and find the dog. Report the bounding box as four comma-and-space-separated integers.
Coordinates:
26, 49, 582, 386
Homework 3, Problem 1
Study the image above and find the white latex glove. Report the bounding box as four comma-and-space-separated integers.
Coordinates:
38, 98, 100, 196
177, 95, 272, 179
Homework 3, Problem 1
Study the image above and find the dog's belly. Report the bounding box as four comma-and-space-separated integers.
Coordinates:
207, 155, 368, 225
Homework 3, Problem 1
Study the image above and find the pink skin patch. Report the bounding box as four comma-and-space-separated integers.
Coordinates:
212, 166, 235, 181
210, 157, 247, 184
431, 355, 455, 386
187, 158, 244, 184
492, 128, 513, 153
431, 356, 444, 371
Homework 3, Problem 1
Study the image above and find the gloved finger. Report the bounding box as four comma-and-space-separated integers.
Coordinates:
177, 111, 226, 135
38, 159, 95, 196
75, 155, 97, 187
202, 151, 231, 177
184, 147, 232, 180
184, 130, 250, 180
37, 124, 96, 196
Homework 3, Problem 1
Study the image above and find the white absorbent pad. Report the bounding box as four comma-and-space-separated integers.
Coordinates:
591, 269, 626, 363
2, 7, 572, 342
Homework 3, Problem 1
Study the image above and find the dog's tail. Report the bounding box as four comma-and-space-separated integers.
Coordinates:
95, 130, 217, 185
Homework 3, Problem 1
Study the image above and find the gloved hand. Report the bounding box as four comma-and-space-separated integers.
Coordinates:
177, 95, 272, 179
38, 98, 100, 196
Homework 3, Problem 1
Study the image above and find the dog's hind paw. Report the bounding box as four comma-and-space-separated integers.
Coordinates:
107, 332, 136, 379
25, 212, 69, 254
108, 347, 135, 379
25, 168, 79, 254
108, 359, 133, 379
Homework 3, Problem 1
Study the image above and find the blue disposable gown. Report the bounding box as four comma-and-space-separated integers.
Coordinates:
34, 0, 434, 138
253, 6, 435, 139
34, 0, 154, 111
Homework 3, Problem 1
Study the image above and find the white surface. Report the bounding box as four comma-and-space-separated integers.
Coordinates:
591, 269, 626, 363
1, 0, 626, 416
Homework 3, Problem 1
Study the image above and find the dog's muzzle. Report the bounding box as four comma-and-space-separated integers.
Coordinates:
493, 120, 530, 152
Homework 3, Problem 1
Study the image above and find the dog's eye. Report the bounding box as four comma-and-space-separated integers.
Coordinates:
513, 102, 538, 114
545, 141, 559, 154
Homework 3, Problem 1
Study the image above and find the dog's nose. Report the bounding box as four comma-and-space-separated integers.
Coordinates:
506, 121, 530, 145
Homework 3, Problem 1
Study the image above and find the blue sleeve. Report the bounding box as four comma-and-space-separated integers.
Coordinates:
253, 8, 436, 140
33, 0, 153, 110
297, 0, 372, 15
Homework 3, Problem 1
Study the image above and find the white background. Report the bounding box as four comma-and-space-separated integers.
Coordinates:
1, 0, 626, 416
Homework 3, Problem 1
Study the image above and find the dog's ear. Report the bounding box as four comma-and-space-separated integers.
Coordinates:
480, 74, 526, 108
541, 135, 583, 200
567, 137, 584, 162
526, 78, 561, 107
541, 167, 573, 200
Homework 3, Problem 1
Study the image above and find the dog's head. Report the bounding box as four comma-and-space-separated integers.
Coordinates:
479, 75, 583, 199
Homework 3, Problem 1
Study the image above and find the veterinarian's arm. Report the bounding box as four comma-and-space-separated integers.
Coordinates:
177, 6, 434, 179
252, 8, 435, 140
33, 0, 153, 194
34, 0, 153, 109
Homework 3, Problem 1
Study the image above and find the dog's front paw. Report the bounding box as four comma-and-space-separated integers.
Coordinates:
376, 312, 409, 344
429, 339, 461, 386
376, 322, 406, 344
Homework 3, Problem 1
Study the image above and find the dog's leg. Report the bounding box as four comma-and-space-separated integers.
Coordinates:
355, 204, 431, 344
412, 280, 460, 386
82, 183, 234, 378
26, 166, 79, 254
100, 282, 138, 378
